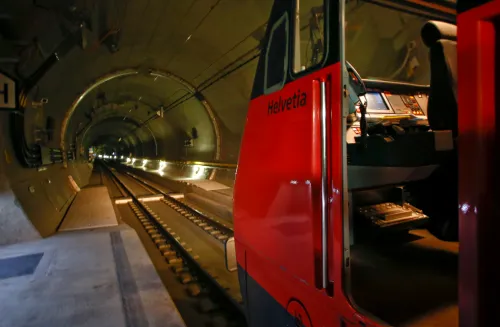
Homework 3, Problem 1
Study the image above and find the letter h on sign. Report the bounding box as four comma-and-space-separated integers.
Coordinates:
0, 73, 16, 109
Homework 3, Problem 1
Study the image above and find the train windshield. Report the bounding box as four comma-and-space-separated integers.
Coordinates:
299, 1, 431, 84
345, 2, 430, 84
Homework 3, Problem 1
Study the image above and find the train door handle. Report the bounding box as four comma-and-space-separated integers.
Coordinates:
319, 79, 328, 289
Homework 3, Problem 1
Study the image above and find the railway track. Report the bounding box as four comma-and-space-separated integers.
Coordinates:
123, 170, 234, 238
100, 161, 245, 327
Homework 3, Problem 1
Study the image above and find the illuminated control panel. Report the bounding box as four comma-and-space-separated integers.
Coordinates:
348, 89, 429, 144
384, 93, 425, 116
352, 126, 361, 135
401, 95, 425, 115
415, 93, 428, 116
356, 91, 427, 117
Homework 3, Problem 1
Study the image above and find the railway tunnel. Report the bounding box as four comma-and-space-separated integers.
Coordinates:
0, 1, 469, 327
0, 0, 431, 246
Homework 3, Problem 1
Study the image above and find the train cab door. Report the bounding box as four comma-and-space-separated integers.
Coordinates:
234, 0, 370, 326
457, 1, 500, 326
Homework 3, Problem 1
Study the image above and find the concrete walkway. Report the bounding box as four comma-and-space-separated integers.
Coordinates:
0, 225, 186, 327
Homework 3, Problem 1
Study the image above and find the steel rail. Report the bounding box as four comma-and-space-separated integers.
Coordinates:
100, 162, 244, 318
123, 170, 234, 238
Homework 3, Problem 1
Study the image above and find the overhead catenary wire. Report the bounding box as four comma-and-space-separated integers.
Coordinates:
199, 46, 260, 88
121, 48, 260, 141
165, 0, 223, 68
161, 0, 200, 53
162, 50, 261, 114
161, 53, 259, 113
120, 0, 264, 139
193, 19, 268, 82
142, 19, 266, 117
162, 10, 330, 113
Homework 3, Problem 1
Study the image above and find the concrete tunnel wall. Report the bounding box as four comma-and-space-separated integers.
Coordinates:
0, 113, 93, 245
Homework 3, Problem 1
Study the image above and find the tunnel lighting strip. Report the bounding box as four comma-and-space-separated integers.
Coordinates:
126, 157, 236, 170
110, 156, 237, 173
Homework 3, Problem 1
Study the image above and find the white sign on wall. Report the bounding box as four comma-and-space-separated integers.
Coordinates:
0, 72, 17, 109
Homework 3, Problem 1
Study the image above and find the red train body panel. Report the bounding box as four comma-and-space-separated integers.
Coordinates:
233, 0, 499, 326
457, 1, 500, 326
234, 61, 355, 326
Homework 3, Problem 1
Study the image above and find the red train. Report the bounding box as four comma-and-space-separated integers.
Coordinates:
230, 1, 499, 326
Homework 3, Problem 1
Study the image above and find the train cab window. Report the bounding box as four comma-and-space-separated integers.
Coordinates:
345, 2, 429, 85
264, 12, 289, 94
293, 0, 325, 73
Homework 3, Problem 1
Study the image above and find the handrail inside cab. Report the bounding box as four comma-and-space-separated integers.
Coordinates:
363, 79, 430, 93
362, 0, 456, 23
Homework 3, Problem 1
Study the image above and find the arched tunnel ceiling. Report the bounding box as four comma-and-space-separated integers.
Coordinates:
69, 71, 219, 160
8, 0, 274, 162
0, 0, 454, 162
71, 74, 203, 149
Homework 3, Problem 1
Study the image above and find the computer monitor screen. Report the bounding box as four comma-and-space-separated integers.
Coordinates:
365, 92, 388, 111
